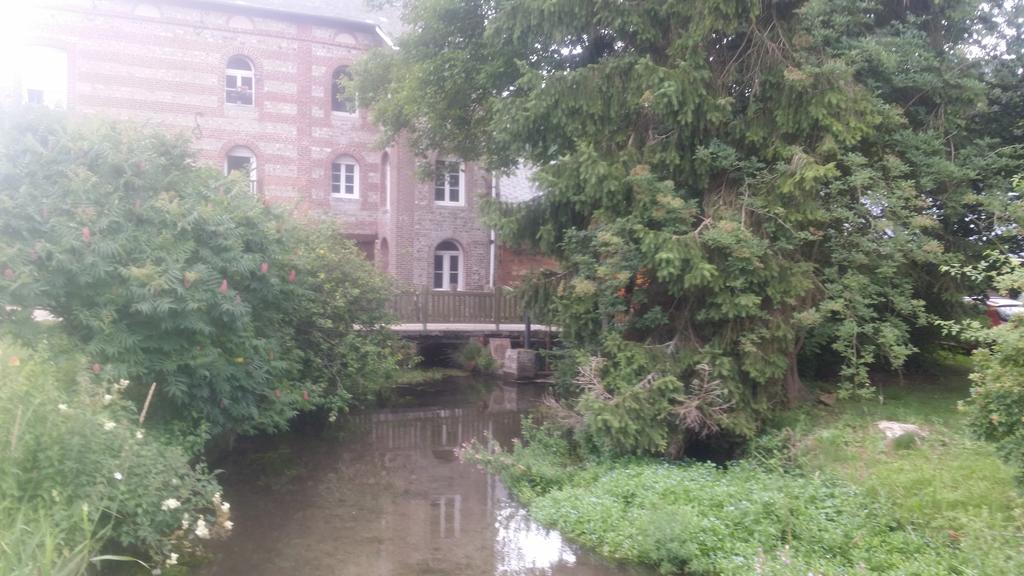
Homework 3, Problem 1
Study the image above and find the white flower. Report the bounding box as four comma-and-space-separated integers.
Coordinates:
113, 472, 123, 481
160, 498, 181, 511
180, 514, 190, 530
115, 379, 130, 391
57, 403, 68, 412
220, 501, 230, 512
135, 429, 145, 440
165, 552, 178, 566
102, 394, 113, 405
222, 520, 234, 531
102, 420, 116, 431
193, 517, 210, 539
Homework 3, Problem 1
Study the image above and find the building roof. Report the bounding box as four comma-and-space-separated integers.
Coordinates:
194, 0, 405, 40
498, 165, 544, 204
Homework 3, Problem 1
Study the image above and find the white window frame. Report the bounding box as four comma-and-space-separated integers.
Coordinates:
224, 146, 258, 193
331, 156, 360, 198
225, 56, 255, 107
433, 242, 463, 291
434, 160, 465, 206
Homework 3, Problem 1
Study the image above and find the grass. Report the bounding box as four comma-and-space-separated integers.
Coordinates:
0, 501, 104, 576
757, 365, 1023, 545
471, 361, 1024, 575
392, 367, 468, 386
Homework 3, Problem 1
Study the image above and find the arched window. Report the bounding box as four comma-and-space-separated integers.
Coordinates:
331, 155, 359, 198
225, 146, 257, 193
331, 66, 355, 113
433, 240, 462, 291
381, 151, 391, 210
225, 55, 254, 106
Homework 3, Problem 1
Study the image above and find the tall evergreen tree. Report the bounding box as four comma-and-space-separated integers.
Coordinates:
357, 0, 1024, 451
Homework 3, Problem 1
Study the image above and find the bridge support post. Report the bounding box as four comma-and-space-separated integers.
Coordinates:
494, 288, 501, 330
523, 311, 531, 350
420, 285, 430, 330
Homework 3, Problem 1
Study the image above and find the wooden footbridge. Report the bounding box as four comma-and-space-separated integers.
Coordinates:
388, 288, 553, 337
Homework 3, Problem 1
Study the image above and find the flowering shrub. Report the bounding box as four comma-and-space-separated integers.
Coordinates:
0, 110, 398, 442
0, 337, 230, 570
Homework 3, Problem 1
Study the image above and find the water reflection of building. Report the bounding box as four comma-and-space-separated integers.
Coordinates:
342, 383, 581, 575
207, 383, 612, 576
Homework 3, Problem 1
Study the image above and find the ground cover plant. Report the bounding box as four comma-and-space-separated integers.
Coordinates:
465, 364, 1024, 575
0, 337, 226, 574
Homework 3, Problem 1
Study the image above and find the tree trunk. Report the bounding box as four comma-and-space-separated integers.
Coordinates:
784, 341, 807, 407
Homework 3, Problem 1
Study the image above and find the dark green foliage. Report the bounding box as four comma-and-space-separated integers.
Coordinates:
0, 110, 398, 441
358, 0, 1024, 449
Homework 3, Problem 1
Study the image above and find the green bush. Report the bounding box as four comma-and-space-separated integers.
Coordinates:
0, 110, 398, 441
289, 223, 399, 415
964, 318, 1024, 476
463, 419, 581, 503
469, 423, 1024, 575
451, 341, 498, 373
0, 337, 226, 570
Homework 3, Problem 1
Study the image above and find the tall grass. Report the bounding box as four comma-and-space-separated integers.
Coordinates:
0, 502, 105, 576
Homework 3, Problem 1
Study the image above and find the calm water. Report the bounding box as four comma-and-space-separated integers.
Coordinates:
202, 378, 647, 576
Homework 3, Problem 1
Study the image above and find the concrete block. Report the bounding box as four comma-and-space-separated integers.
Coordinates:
488, 338, 511, 369
502, 348, 537, 379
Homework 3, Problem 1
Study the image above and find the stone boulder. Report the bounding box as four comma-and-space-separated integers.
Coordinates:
875, 420, 929, 449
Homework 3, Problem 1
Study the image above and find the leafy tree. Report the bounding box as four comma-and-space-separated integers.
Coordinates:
960, 176, 1024, 478
0, 110, 397, 443
357, 0, 1024, 450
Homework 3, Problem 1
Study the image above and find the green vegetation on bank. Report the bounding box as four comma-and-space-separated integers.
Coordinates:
466, 367, 1024, 575
0, 111, 401, 571
0, 338, 224, 573
393, 367, 469, 386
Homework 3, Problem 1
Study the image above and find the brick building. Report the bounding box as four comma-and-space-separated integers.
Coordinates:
14, 0, 548, 291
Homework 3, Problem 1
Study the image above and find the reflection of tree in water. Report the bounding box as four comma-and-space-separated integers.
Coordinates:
205, 382, 631, 576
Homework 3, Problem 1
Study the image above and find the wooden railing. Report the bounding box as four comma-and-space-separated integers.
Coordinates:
390, 288, 523, 328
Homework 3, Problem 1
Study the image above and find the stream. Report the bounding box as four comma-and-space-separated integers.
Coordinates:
201, 377, 648, 575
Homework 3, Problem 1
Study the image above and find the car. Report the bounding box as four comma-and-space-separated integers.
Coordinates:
964, 296, 1024, 326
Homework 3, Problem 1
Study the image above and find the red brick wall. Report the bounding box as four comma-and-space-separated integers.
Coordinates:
496, 246, 559, 287
26, 0, 496, 290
